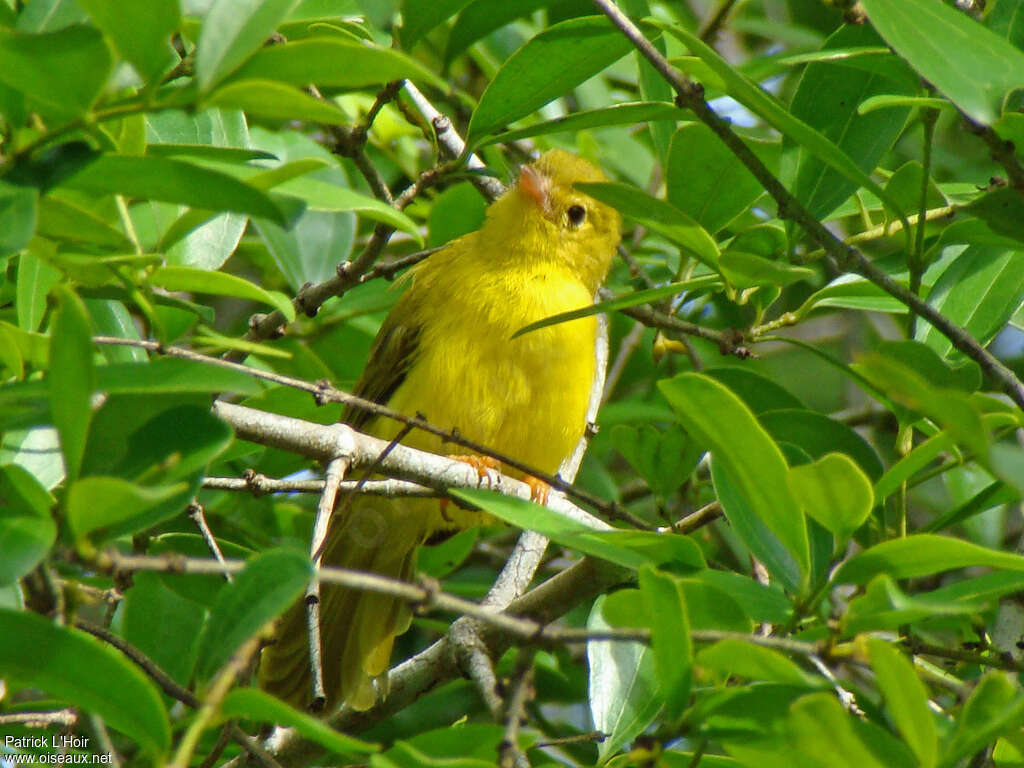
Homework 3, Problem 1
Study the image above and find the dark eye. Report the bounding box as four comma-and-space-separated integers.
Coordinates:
567, 204, 587, 227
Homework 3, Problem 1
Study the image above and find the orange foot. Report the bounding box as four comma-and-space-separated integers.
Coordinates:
523, 475, 550, 506
440, 455, 502, 521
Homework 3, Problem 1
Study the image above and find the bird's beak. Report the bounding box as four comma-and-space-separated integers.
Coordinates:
519, 164, 551, 215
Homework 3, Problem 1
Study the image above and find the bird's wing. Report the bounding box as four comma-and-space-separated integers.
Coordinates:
342, 304, 422, 431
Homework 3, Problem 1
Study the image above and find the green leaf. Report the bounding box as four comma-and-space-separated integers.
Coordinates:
639, 567, 690, 724
867, 638, 936, 768
229, 37, 445, 91
0, 608, 170, 753
656, 19, 910, 236
149, 533, 254, 607
77, 0, 179, 83
784, 24, 914, 220
37, 195, 133, 251
399, 0, 472, 49
611, 424, 698, 499
0, 25, 113, 120
16, 247, 60, 331
195, 549, 311, 680
513, 276, 722, 339
858, 94, 952, 115
196, 0, 299, 91
860, 0, 1024, 125
0, 464, 56, 585
696, 638, 820, 687
149, 265, 296, 321
834, 534, 1024, 585
917, 244, 1024, 359
659, 373, 809, 588
466, 16, 638, 146
576, 182, 720, 268
206, 79, 350, 124
66, 155, 300, 226
272, 175, 422, 240
703, 367, 805, 415
49, 286, 94, 481
443, 0, 549, 65
481, 101, 685, 147
788, 693, 885, 768
666, 123, 767, 235
758, 408, 884, 482
122, 571, 205, 687
692, 570, 792, 624
843, 574, 985, 635
588, 594, 663, 762
962, 188, 1024, 247
221, 688, 378, 755
67, 476, 187, 542
945, 673, 1024, 766
96, 357, 264, 396
719, 251, 815, 289
787, 453, 873, 542
0, 181, 37, 254
451, 489, 704, 571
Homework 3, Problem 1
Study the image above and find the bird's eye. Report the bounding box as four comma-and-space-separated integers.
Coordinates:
567, 204, 587, 227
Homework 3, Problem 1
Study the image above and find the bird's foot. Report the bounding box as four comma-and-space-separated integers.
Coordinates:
523, 475, 550, 505
440, 455, 502, 521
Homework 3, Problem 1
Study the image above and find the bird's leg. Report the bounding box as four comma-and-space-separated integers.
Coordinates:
440, 455, 502, 521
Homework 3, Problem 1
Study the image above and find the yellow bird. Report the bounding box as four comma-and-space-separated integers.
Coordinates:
259, 149, 622, 711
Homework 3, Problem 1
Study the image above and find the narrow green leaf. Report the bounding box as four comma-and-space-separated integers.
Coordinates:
0, 464, 56, 584
787, 453, 873, 542
37, 195, 133, 250
451, 489, 704, 571
656, 19, 910, 237
229, 38, 446, 91
49, 286, 94, 481
66, 155, 300, 226
944, 673, 1024, 765
149, 265, 295, 321
843, 574, 984, 635
860, 0, 1024, 125
0, 25, 113, 120
917, 244, 1024, 358
195, 549, 311, 680
719, 251, 814, 289
834, 534, 1024, 585
758, 408, 884, 482
666, 123, 767, 234
858, 95, 952, 115
67, 476, 187, 541
94, 358, 264, 396
272, 176, 422, 240
443, 0, 550, 65
77, 0, 179, 83
868, 638, 937, 768
639, 567, 691, 724
0, 181, 37, 254
466, 16, 638, 146
588, 594, 663, 762
481, 101, 686, 147
785, 24, 914, 220
788, 693, 885, 768
399, 0, 472, 49
513, 276, 721, 338
221, 688, 378, 755
576, 181, 720, 268
658, 374, 809, 587
206, 79, 350, 124
696, 638, 820, 687
16, 248, 60, 332
122, 572, 205, 688
196, 0, 299, 91
0, 608, 170, 753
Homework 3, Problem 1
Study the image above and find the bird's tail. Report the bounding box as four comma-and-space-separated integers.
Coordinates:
259, 497, 425, 711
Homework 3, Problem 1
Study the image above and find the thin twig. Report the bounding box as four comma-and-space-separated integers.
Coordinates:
305, 457, 349, 710
188, 501, 232, 583
0, 710, 77, 727
499, 649, 537, 768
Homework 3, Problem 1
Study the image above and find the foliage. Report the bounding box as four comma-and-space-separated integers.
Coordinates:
2, 0, 1024, 766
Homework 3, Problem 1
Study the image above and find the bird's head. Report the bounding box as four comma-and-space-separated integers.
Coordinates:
485, 149, 621, 293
